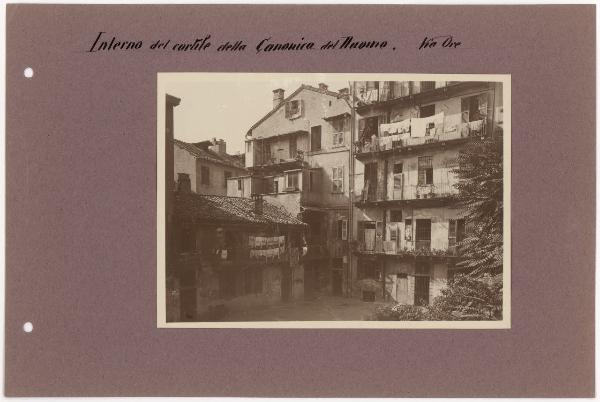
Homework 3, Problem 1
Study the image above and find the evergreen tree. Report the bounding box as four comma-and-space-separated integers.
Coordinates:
453, 130, 504, 276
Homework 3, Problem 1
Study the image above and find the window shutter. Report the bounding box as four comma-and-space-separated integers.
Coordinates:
342, 219, 348, 241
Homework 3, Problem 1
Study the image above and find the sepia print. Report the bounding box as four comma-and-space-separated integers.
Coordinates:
157, 73, 510, 328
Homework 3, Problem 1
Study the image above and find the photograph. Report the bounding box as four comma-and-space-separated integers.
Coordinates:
157, 73, 510, 328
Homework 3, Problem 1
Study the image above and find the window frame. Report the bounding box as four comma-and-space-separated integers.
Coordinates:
332, 166, 344, 193
418, 156, 434, 186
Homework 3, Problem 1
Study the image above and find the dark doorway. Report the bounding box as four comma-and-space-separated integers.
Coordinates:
310, 126, 322, 151
414, 276, 430, 306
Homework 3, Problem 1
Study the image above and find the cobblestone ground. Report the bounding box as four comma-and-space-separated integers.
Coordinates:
220, 295, 389, 321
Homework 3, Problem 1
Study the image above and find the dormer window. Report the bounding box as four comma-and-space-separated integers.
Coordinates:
285, 99, 302, 119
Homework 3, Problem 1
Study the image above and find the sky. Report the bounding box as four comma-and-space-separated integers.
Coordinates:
165, 76, 350, 155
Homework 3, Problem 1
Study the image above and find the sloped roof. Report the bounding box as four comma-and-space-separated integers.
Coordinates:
247, 84, 344, 136
174, 192, 306, 227
173, 139, 245, 170
323, 97, 352, 120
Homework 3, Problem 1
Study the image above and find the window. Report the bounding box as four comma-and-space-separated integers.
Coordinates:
331, 118, 347, 147
201, 166, 210, 185
415, 219, 431, 250
420, 104, 435, 118
358, 116, 379, 141
310, 126, 321, 151
404, 219, 413, 241
418, 156, 433, 185
461, 94, 488, 122
285, 99, 302, 119
448, 219, 466, 249
390, 210, 402, 222
389, 225, 398, 242
286, 171, 299, 190
393, 162, 403, 192
337, 218, 348, 240
420, 81, 436, 92
273, 178, 278, 194
332, 132, 345, 147
237, 179, 242, 191
332, 166, 344, 193
224, 171, 232, 188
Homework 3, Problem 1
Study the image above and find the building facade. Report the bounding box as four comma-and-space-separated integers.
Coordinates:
168, 174, 306, 322
351, 80, 504, 305
174, 138, 246, 196
228, 83, 353, 299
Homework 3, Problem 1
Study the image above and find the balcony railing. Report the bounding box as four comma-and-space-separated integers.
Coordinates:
415, 240, 431, 251
356, 118, 485, 155
355, 241, 459, 258
357, 182, 457, 204
256, 149, 304, 167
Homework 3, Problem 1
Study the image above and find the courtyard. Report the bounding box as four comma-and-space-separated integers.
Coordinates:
219, 295, 389, 322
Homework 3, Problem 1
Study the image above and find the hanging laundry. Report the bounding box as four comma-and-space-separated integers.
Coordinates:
411, 112, 444, 138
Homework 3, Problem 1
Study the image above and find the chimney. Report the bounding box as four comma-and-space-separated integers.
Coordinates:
209, 138, 226, 155
252, 194, 263, 215
177, 173, 191, 193
338, 87, 349, 99
318, 83, 329, 92
273, 88, 285, 109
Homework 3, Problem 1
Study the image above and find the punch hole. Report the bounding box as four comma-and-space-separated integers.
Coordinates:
23, 322, 33, 333
24, 67, 34, 78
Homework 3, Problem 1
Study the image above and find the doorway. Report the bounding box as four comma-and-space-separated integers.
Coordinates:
414, 276, 430, 306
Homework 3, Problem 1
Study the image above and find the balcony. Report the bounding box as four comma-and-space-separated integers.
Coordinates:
356, 118, 485, 159
252, 150, 305, 172
354, 241, 459, 260
355, 182, 457, 208
355, 81, 488, 111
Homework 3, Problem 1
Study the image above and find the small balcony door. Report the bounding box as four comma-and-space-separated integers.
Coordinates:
415, 219, 431, 250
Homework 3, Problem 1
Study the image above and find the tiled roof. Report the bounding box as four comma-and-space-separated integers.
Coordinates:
174, 192, 306, 227
247, 84, 343, 136
173, 139, 245, 170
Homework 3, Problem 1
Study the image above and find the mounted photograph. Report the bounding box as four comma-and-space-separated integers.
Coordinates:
157, 73, 510, 328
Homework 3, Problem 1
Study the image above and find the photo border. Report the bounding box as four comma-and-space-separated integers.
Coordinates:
156, 72, 511, 329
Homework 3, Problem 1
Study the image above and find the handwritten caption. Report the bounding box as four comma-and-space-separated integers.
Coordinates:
87, 32, 461, 54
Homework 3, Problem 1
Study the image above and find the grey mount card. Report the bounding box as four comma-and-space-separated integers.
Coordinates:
5, 4, 595, 397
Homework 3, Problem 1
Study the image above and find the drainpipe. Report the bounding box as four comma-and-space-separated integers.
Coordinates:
347, 81, 356, 298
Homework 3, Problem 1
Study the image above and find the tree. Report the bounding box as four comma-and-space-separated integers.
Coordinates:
453, 130, 504, 276
427, 273, 503, 320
